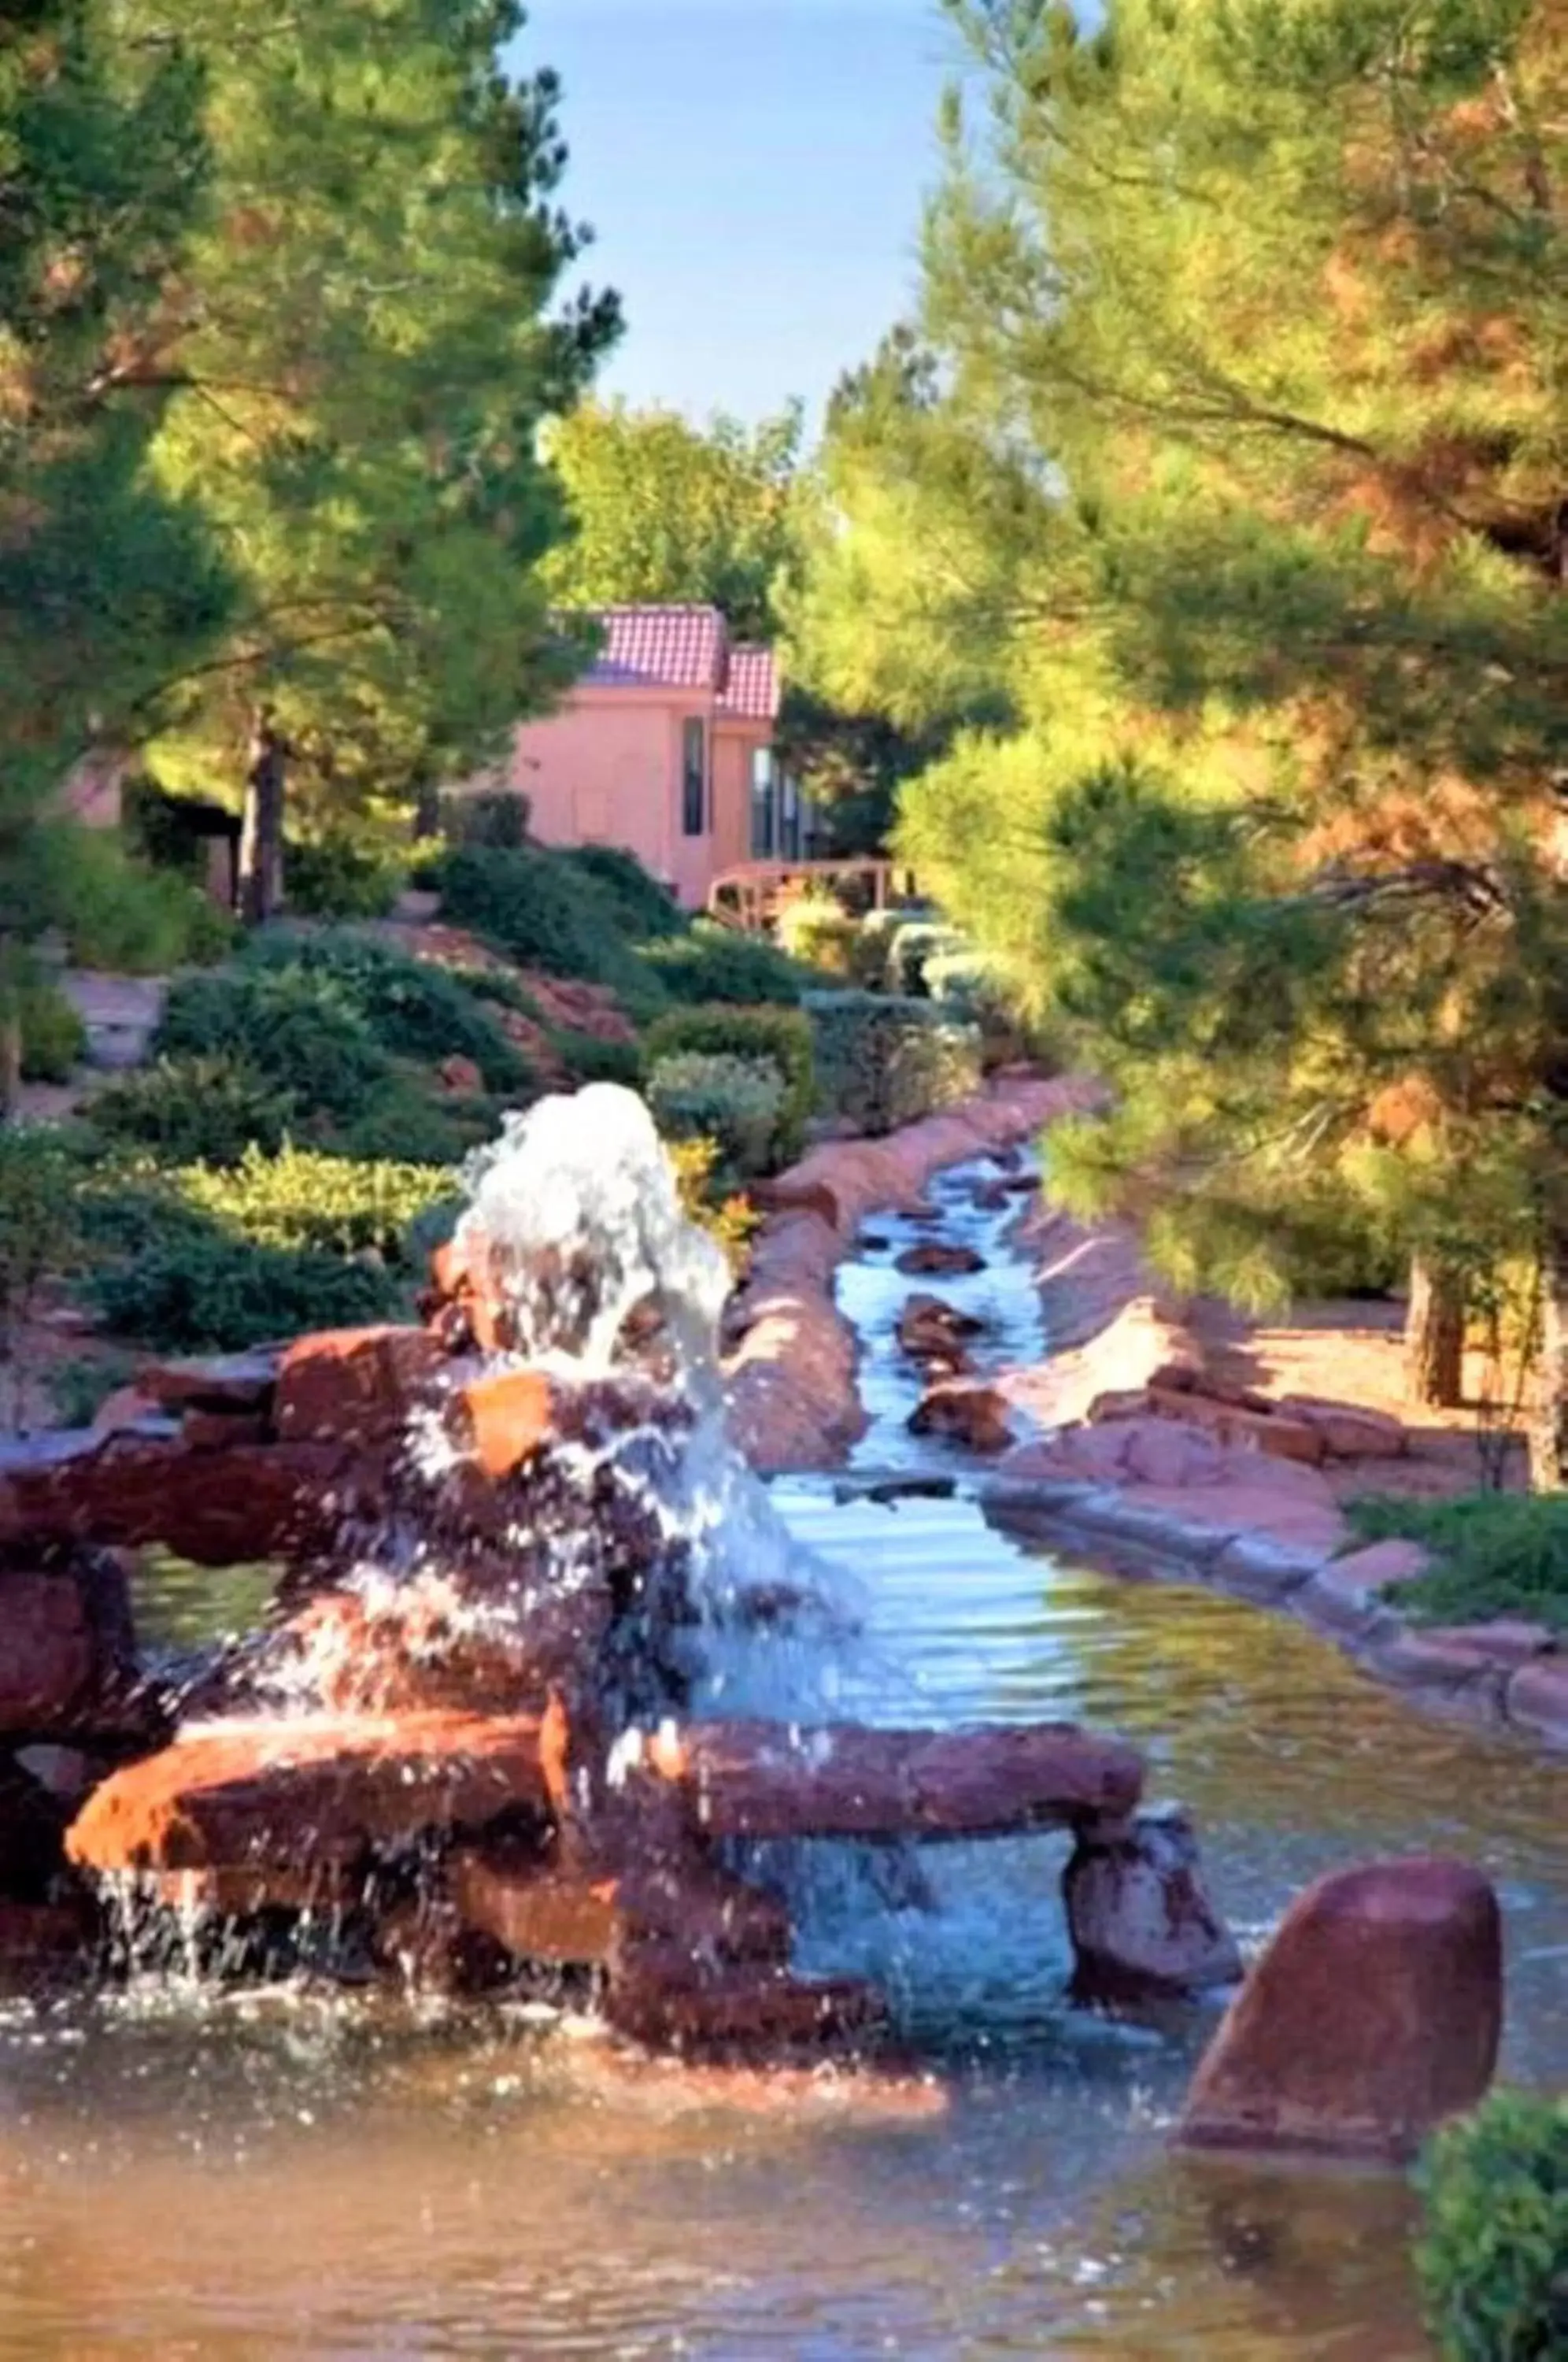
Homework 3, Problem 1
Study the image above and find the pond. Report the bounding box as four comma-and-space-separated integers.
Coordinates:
0, 1156, 1561, 2358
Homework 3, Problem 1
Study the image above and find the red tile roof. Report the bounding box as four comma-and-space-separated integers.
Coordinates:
585, 605, 726, 691
580, 605, 779, 721
717, 642, 779, 722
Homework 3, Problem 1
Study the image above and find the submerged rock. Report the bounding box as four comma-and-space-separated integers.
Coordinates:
896, 1242, 986, 1279
1178, 1857, 1502, 2163
908, 1382, 1015, 1455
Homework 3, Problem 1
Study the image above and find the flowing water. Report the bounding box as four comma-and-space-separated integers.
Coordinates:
3, 1125, 1565, 2357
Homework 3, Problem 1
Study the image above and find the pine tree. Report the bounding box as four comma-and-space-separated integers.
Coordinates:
893, 0, 1568, 1479
118, 0, 619, 916
0, 1, 231, 1094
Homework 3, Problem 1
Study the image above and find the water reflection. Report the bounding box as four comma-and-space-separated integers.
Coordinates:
3, 1424, 1558, 2351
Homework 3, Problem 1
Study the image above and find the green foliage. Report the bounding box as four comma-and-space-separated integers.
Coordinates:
18, 978, 86, 1083
239, 927, 531, 1095
173, 1142, 453, 1263
48, 1353, 135, 1431
1344, 1493, 1568, 1635
283, 834, 405, 923
1415, 2090, 1568, 2360
886, 920, 966, 999
560, 846, 686, 941
441, 791, 531, 852
0, 1127, 85, 1422
549, 1031, 642, 1089
86, 1230, 398, 1354
130, 0, 619, 842
31, 825, 235, 973
0, 2, 233, 968
640, 920, 812, 1007
153, 967, 391, 1124
646, 1052, 786, 1187
435, 845, 665, 1020
665, 1135, 760, 1275
776, 891, 859, 977
87, 1055, 294, 1167
804, 990, 982, 1136
545, 400, 802, 640
330, 1077, 497, 1167
642, 1004, 814, 1168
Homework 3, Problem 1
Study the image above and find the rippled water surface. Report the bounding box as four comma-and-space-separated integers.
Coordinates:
2, 1159, 1564, 2358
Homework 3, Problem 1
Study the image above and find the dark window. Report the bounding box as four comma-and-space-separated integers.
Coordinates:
780, 771, 801, 859
749, 746, 775, 857
682, 717, 706, 836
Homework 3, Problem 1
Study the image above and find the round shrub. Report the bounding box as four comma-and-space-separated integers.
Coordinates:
804, 989, 982, 1136
647, 1051, 786, 1185
284, 833, 405, 921
87, 1055, 296, 1167
886, 920, 966, 998
1415, 2090, 1568, 2360
85, 1231, 399, 1353
551, 1032, 644, 1090
776, 890, 858, 977
153, 966, 393, 1124
18, 979, 87, 1083
640, 920, 812, 1007
642, 1005, 813, 1169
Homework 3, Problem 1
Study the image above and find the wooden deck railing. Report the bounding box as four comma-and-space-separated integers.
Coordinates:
707, 858, 922, 935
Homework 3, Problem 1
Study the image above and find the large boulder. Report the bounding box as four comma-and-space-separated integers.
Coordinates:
908, 1382, 1015, 1455
1178, 1857, 1502, 2163
0, 1546, 146, 1740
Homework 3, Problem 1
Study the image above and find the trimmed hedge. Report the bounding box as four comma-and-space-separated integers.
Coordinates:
804, 990, 982, 1136
1415, 2090, 1568, 2360
85, 1231, 400, 1353
646, 1051, 785, 1185
642, 1005, 815, 1170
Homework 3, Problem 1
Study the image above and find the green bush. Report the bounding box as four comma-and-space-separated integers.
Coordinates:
886, 920, 966, 998
776, 891, 858, 976
86, 1229, 399, 1353
1344, 1492, 1568, 1635
925, 950, 1024, 1071
561, 846, 686, 940
646, 1052, 786, 1185
804, 990, 982, 1136
173, 1141, 456, 1262
0, 1128, 86, 1421
284, 833, 405, 921
329, 1076, 500, 1166
1415, 2090, 1568, 2360
87, 1055, 295, 1167
439, 789, 530, 850
239, 927, 531, 1094
153, 967, 394, 1124
18, 979, 87, 1082
640, 920, 814, 1007
550, 1031, 643, 1089
642, 1005, 814, 1168
435, 845, 667, 1020
44, 825, 235, 972
666, 1135, 760, 1274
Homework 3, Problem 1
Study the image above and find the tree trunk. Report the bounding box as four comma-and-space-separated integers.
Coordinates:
239, 712, 287, 927
1528, 1216, 1568, 1493
1404, 1254, 1466, 1409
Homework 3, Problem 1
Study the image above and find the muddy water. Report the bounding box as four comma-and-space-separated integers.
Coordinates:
2, 1161, 1563, 2357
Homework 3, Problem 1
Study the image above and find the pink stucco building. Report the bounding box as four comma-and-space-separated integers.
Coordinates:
473, 605, 805, 909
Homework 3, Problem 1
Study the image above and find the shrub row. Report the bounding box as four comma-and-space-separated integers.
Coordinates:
642, 1005, 815, 1172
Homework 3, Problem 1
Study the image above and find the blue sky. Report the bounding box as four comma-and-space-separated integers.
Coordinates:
511, 2, 963, 431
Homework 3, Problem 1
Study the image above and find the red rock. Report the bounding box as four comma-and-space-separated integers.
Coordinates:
642, 1718, 1143, 1842
908, 1383, 1015, 1454
604, 1957, 887, 2060
1278, 1395, 1408, 1461
274, 1326, 450, 1446
0, 1549, 141, 1737
91, 1384, 161, 1435
438, 1053, 484, 1095
1372, 1629, 1499, 1690
1085, 1387, 1155, 1426
749, 1177, 842, 1231
65, 1710, 554, 1876
1302, 1539, 1430, 1634
137, 1353, 279, 1415
181, 1408, 270, 1451
451, 1849, 620, 1964
895, 1242, 986, 1279
136, 1863, 354, 1916
897, 1294, 986, 1367
1504, 1657, 1568, 1745
1147, 1386, 1326, 1466
1178, 1857, 1502, 2162
0, 1897, 99, 1980
457, 1368, 557, 1479
1064, 1808, 1241, 2002
274, 1579, 603, 1718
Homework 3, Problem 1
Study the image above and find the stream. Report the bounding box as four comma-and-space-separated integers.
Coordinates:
0, 1150, 1562, 2357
